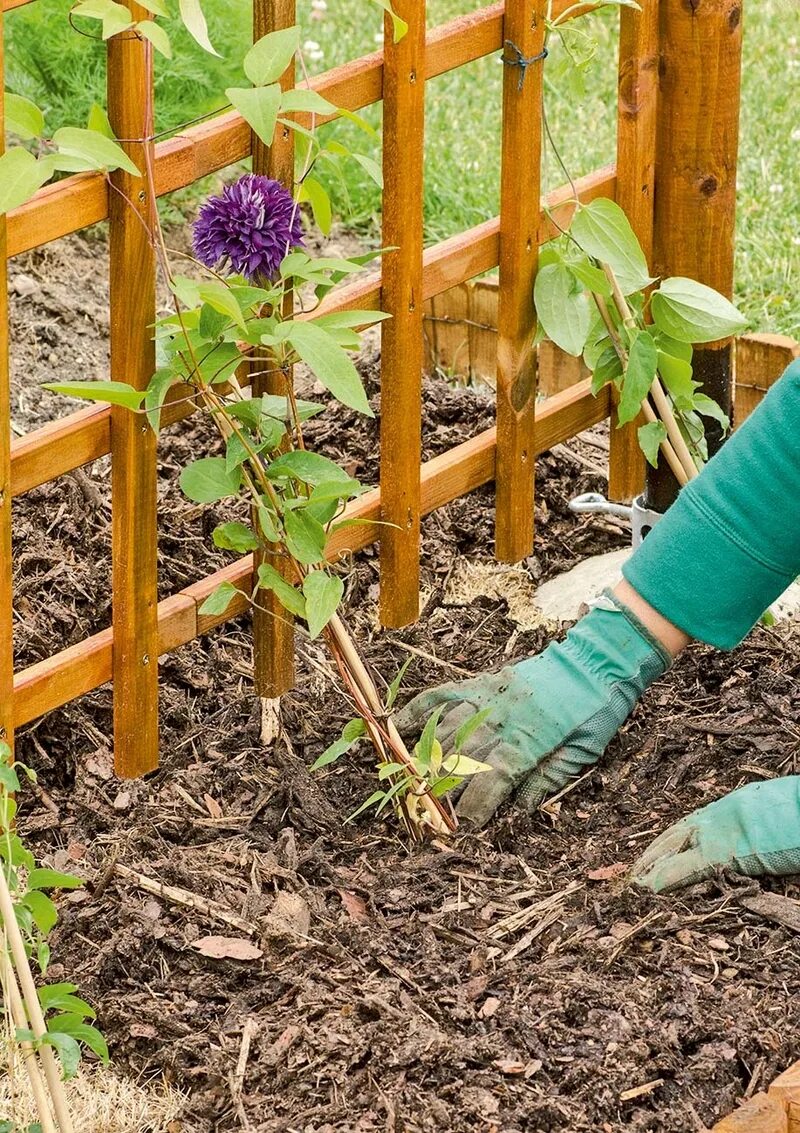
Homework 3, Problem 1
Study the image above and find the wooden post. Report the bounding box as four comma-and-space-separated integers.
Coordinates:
649, 0, 743, 513
608, 0, 659, 503
108, 8, 159, 777
494, 1, 545, 563
0, 15, 13, 753
251, 0, 296, 697
379, 0, 425, 627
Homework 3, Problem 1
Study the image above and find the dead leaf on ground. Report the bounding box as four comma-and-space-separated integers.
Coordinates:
587, 862, 628, 882
203, 792, 223, 819
192, 935, 263, 961
265, 891, 310, 939
479, 996, 501, 1018
338, 889, 369, 923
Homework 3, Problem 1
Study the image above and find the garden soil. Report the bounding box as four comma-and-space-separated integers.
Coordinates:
7, 233, 800, 1133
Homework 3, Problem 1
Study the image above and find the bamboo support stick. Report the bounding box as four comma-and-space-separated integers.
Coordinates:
0, 15, 14, 752
0, 867, 74, 1133
0, 946, 58, 1133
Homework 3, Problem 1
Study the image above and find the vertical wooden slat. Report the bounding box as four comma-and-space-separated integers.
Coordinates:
609, 0, 659, 503
251, 0, 296, 697
380, 0, 425, 627
649, 0, 743, 512
735, 333, 800, 423
108, 9, 159, 777
494, 1, 545, 563
0, 15, 13, 752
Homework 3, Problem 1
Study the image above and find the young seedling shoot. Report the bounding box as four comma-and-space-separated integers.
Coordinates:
18, 11, 491, 840
0, 743, 108, 1133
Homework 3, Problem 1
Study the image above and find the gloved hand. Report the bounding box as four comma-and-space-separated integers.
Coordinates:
632, 777, 800, 892
394, 590, 671, 826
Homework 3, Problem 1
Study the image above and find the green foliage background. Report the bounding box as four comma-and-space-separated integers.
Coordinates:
5, 0, 799, 334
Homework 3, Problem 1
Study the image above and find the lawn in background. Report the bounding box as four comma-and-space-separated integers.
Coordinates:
5, 1, 798, 335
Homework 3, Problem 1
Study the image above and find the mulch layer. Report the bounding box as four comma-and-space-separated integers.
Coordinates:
7, 233, 800, 1133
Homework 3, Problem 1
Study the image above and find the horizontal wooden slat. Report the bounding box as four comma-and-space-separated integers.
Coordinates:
13, 378, 612, 724
10, 167, 617, 497
7, 0, 599, 257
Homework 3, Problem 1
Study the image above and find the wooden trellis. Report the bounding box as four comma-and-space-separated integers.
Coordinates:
0, 0, 747, 780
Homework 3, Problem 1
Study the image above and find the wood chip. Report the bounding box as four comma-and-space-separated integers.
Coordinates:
739, 890, 800, 933
192, 936, 263, 961
619, 1078, 664, 1102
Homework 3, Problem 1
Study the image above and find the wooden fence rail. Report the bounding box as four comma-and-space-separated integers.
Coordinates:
0, 0, 747, 789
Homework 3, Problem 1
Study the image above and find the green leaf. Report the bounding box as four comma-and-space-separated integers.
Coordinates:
256, 503, 280, 543
440, 753, 492, 777
652, 330, 693, 364
534, 263, 592, 357
42, 1031, 82, 1079
85, 103, 114, 139
386, 658, 412, 710
370, 0, 408, 41
144, 369, 181, 433
307, 478, 365, 506
227, 85, 282, 147
195, 281, 246, 332
0, 763, 20, 792
302, 571, 343, 638
256, 563, 306, 618
638, 420, 668, 468
590, 344, 623, 394
49, 1014, 109, 1065
43, 380, 146, 410
283, 508, 327, 565
570, 198, 653, 295
693, 392, 730, 431
213, 521, 260, 553
286, 322, 373, 416
52, 126, 140, 176
27, 869, 83, 891
38, 984, 96, 1019
651, 277, 747, 344
137, 19, 172, 57
309, 737, 351, 771
178, 0, 220, 55
345, 789, 387, 824
343, 719, 367, 742
0, 148, 50, 214
618, 330, 658, 425
313, 310, 390, 331
179, 457, 242, 503
38, 940, 51, 975
453, 708, 492, 752
22, 892, 59, 935
566, 256, 612, 297
349, 152, 383, 189
415, 708, 443, 769
72, 0, 134, 37
267, 450, 350, 487
5, 93, 45, 140
657, 351, 697, 407
245, 26, 300, 86
280, 88, 337, 117
199, 581, 242, 616
298, 176, 332, 236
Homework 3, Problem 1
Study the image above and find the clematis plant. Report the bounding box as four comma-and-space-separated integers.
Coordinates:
41, 20, 491, 839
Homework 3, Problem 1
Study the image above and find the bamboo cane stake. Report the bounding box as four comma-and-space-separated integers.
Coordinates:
0, 867, 74, 1133
0, 944, 58, 1133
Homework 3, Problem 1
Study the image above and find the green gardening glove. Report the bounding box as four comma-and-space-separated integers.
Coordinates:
632, 777, 800, 893
394, 590, 671, 826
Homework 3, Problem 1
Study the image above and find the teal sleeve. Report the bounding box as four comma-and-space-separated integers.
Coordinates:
623, 359, 800, 650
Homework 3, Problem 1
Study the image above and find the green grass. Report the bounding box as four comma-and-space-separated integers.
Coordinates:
5, 1, 798, 335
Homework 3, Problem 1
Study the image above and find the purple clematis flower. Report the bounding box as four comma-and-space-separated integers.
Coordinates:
192, 174, 304, 281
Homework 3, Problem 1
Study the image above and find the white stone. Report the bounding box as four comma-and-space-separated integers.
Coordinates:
533, 548, 631, 623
